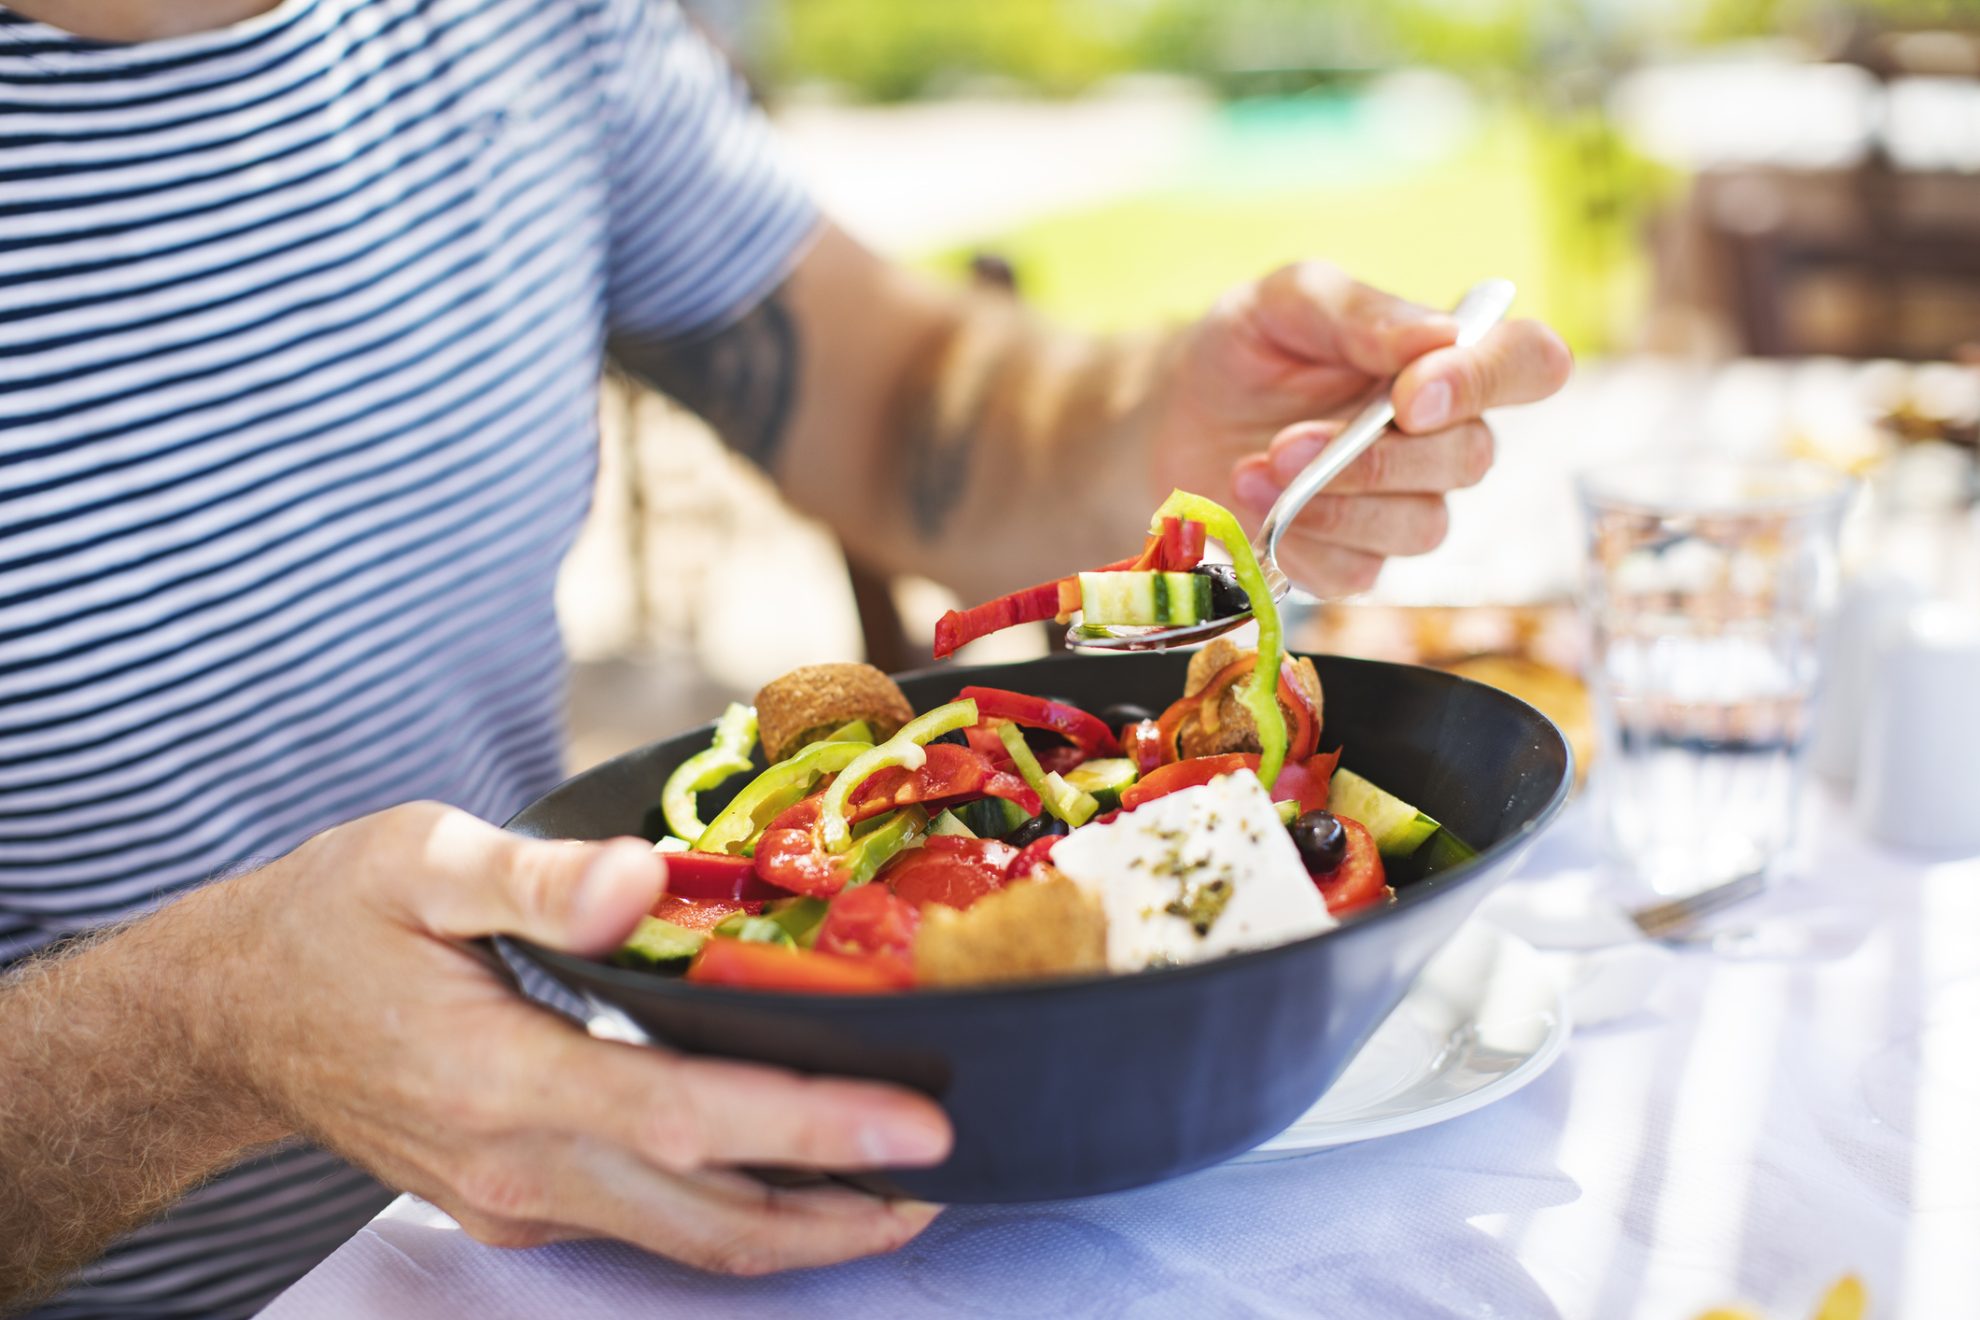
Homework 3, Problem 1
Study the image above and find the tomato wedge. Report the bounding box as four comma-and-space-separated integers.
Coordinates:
658, 850, 790, 903
685, 939, 911, 993
1315, 817, 1388, 916
1007, 835, 1061, 880
815, 883, 921, 969
650, 895, 759, 930
1122, 719, 1166, 775
883, 836, 1016, 911
958, 688, 1122, 758
849, 743, 989, 815
1118, 751, 1340, 814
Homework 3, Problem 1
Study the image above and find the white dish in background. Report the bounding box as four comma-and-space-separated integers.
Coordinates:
1236, 921, 1568, 1158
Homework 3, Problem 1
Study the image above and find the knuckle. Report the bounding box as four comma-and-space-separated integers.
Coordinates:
1356, 440, 1394, 490
453, 1157, 548, 1223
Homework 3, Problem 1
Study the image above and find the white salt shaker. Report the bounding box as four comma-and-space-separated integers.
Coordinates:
1854, 603, 1980, 853
1813, 574, 1928, 785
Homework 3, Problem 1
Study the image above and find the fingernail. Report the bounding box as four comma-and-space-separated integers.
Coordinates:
891, 1199, 945, 1222
1407, 379, 1452, 431
1232, 467, 1278, 513
860, 1121, 949, 1167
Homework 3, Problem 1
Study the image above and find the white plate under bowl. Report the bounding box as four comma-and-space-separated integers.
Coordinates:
1235, 920, 1568, 1159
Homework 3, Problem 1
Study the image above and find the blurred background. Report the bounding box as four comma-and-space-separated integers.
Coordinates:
561, 0, 1980, 772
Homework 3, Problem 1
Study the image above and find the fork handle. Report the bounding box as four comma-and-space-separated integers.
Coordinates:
1256, 278, 1517, 566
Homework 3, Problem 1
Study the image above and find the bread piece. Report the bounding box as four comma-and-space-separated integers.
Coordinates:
1177, 642, 1323, 759
754, 663, 916, 762
913, 870, 1108, 987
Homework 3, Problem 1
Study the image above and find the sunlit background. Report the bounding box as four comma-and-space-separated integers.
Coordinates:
559, 0, 1980, 771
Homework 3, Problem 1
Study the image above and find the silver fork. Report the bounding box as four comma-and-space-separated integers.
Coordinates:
1627, 869, 1767, 941
1067, 277, 1519, 653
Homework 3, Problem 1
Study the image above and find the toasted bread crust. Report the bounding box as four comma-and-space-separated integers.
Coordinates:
913, 870, 1108, 987
754, 663, 916, 762
1177, 642, 1323, 759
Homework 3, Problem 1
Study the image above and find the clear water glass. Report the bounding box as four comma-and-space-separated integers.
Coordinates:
1579, 459, 1850, 897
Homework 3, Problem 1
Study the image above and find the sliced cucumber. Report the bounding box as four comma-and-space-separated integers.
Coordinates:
1329, 768, 1442, 859
1417, 828, 1478, 873
930, 808, 976, 838
610, 916, 707, 971
1275, 798, 1300, 826
1064, 758, 1138, 813
1078, 571, 1212, 627
956, 796, 1027, 839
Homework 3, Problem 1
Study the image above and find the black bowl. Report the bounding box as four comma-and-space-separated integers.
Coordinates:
503, 652, 1572, 1203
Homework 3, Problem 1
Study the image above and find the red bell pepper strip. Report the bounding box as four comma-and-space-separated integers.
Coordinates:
882, 835, 1018, 911
685, 938, 912, 993
1315, 818, 1389, 916
815, 883, 921, 972
932, 521, 1207, 657
1118, 751, 1340, 815
658, 851, 791, 903
958, 687, 1122, 758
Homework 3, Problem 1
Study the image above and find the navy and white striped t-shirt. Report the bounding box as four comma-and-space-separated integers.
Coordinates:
0, 0, 816, 1313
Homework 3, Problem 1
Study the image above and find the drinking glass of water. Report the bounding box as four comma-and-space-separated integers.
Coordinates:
1579, 459, 1850, 897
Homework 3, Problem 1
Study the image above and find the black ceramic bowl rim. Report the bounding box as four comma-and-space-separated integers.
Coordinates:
507, 654, 1576, 1013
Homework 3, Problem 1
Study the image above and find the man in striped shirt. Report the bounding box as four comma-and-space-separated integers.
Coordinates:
0, 0, 1572, 1315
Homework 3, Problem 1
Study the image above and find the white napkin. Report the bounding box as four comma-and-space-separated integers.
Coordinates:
1478, 868, 1676, 1028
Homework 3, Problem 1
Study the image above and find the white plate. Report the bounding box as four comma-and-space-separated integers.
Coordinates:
1235, 921, 1569, 1159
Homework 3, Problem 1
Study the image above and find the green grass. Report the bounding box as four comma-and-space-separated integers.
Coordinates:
925, 103, 1660, 355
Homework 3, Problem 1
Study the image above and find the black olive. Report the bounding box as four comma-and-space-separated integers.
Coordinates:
1006, 814, 1072, 847
1290, 810, 1347, 874
930, 728, 970, 748
1098, 702, 1156, 732
1194, 563, 1252, 618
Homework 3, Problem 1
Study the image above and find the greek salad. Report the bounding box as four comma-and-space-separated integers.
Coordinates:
615, 490, 1474, 994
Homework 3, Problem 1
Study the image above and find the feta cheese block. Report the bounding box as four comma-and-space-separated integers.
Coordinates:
1048, 768, 1337, 971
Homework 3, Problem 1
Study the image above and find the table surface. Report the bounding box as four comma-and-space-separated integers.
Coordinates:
264, 794, 1980, 1320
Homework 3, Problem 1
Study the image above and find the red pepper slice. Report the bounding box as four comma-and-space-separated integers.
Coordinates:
1117, 750, 1340, 815
931, 522, 1207, 657
659, 851, 790, 903
958, 687, 1122, 758
1315, 817, 1389, 916
815, 883, 921, 972
882, 835, 1018, 910
651, 895, 761, 930
1122, 719, 1166, 775
685, 939, 912, 993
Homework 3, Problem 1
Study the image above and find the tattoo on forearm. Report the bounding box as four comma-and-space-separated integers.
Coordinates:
618, 291, 799, 473
904, 404, 975, 541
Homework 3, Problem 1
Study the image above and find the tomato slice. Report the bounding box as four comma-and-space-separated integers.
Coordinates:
1033, 743, 1088, 777
979, 770, 1043, 816
685, 939, 911, 993
849, 744, 989, 816
1122, 719, 1165, 775
815, 883, 921, 969
1315, 817, 1388, 916
1008, 835, 1061, 880
883, 835, 1017, 911
958, 687, 1122, 758
1117, 751, 1338, 814
651, 895, 760, 931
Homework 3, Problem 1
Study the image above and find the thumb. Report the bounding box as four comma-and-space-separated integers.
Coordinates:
409, 813, 667, 955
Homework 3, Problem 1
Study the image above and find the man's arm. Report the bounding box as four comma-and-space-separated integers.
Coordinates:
0, 885, 285, 1309
612, 224, 1573, 603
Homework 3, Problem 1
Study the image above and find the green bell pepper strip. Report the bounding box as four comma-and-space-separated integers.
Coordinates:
823, 719, 873, 744
841, 806, 928, 887
660, 703, 759, 841
996, 722, 1099, 827
1151, 489, 1289, 789
713, 913, 798, 949
693, 739, 873, 855
819, 700, 979, 852
719, 897, 830, 949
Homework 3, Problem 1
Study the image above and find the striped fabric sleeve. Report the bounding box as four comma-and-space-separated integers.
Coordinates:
589, 0, 819, 342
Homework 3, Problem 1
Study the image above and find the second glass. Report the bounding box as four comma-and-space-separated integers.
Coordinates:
1579, 459, 1849, 897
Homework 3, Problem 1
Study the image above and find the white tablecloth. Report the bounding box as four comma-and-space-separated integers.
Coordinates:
263, 797, 1980, 1319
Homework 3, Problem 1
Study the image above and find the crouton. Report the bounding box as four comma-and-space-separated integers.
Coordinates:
1177, 640, 1323, 759
754, 663, 916, 762
913, 870, 1108, 987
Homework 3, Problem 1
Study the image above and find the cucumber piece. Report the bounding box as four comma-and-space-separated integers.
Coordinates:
610, 916, 706, 971
930, 809, 976, 838
1329, 768, 1442, 859
1417, 828, 1479, 874
714, 914, 797, 949
1078, 571, 1212, 627
1275, 798, 1300, 826
1064, 758, 1138, 813
956, 796, 1027, 839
